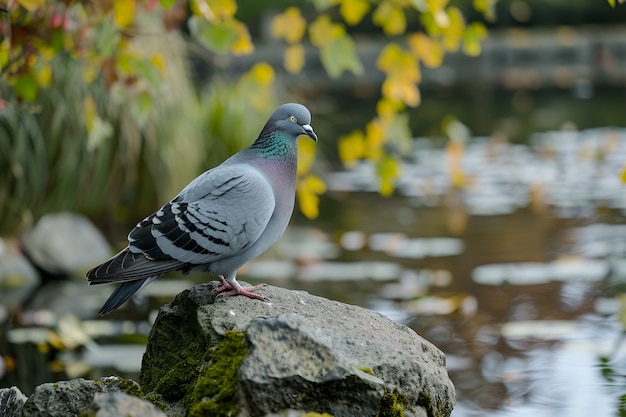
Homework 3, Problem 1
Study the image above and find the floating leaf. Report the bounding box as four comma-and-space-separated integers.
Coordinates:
319, 34, 364, 78
372, 2, 406, 36
408, 32, 443, 68
309, 15, 345, 47
620, 164, 626, 183
338, 0, 370, 26
272, 7, 307, 44
338, 130, 366, 167
284, 44, 305, 74
113, 0, 135, 28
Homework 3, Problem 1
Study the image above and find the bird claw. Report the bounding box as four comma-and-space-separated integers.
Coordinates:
214, 277, 268, 301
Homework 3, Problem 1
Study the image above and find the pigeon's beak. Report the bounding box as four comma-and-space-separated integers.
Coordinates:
302, 124, 318, 142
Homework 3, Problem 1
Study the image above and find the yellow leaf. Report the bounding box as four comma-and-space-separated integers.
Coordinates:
0, 40, 9, 69
473, 0, 496, 21
446, 141, 467, 187
32, 62, 52, 87
84, 96, 96, 132
271, 7, 307, 44
150, 53, 166, 73
17, 0, 45, 12
621, 164, 626, 183
114, 0, 135, 28
376, 98, 404, 122
284, 44, 305, 74
372, 2, 406, 36
309, 15, 345, 47
376, 154, 400, 196
230, 20, 254, 55
408, 32, 444, 68
297, 175, 326, 219
245, 62, 275, 86
425, 0, 449, 14
376, 43, 420, 82
364, 120, 385, 160
442, 7, 465, 52
382, 77, 421, 107
297, 136, 317, 175
339, 0, 370, 25
338, 130, 366, 167
207, 0, 237, 19
463, 22, 487, 57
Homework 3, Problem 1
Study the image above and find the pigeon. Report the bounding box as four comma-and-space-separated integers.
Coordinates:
87, 103, 317, 315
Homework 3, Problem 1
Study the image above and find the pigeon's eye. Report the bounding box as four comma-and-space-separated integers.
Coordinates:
289, 115, 297, 123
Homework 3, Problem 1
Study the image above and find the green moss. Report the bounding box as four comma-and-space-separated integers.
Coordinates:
358, 366, 376, 376
117, 378, 142, 398
185, 330, 250, 417
153, 353, 203, 401
376, 389, 416, 417
301, 413, 335, 417
144, 393, 168, 411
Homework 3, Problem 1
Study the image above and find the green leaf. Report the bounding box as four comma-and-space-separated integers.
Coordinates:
159, 0, 177, 8
319, 34, 364, 79
188, 16, 239, 54
14, 73, 38, 101
607, 0, 615, 7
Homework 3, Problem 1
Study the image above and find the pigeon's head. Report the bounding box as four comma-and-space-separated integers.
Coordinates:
269, 103, 317, 142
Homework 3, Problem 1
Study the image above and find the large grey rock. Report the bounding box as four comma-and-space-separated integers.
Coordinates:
87, 392, 167, 417
21, 212, 111, 275
0, 386, 27, 417
141, 283, 455, 417
0, 238, 40, 309
21, 377, 140, 417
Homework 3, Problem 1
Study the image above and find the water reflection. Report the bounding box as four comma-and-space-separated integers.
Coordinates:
2, 128, 626, 416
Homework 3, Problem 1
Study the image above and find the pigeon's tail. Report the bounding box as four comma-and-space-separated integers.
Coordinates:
87, 248, 182, 314
86, 248, 180, 284
98, 276, 157, 315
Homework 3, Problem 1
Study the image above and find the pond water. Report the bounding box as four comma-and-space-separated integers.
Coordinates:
2, 91, 626, 416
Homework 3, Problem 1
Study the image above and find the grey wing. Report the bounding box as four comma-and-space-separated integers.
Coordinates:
130, 166, 276, 265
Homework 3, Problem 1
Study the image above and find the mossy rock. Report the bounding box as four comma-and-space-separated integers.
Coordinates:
140, 284, 456, 417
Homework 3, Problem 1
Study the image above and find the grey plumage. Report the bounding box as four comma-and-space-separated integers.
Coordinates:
87, 103, 317, 315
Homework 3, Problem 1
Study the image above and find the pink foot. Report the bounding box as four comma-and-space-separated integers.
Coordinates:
215, 276, 267, 301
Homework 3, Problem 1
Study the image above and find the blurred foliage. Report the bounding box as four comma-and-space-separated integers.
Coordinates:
0, 0, 492, 236
268, 0, 490, 196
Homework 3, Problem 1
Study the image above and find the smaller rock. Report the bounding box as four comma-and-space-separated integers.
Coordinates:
21, 377, 140, 417
87, 392, 167, 417
0, 386, 28, 417
21, 212, 111, 276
